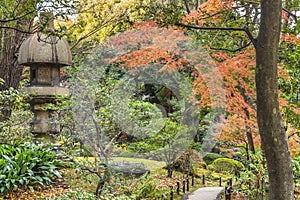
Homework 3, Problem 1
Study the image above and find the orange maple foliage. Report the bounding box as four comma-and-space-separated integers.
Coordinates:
281, 33, 300, 45
179, 0, 297, 147
108, 16, 294, 149
212, 48, 291, 146
282, 10, 290, 23
111, 23, 259, 146
115, 48, 188, 73
182, 0, 233, 25
211, 48, 258, 145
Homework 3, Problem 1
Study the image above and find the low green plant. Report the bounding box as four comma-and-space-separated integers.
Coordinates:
120, 174, 169, 199
208, 158, 244, 174
234, 149, 268, 200
0, 142, 62, 195
0, 79, 33, 144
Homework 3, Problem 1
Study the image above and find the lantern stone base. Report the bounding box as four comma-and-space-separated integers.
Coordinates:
31, 108, 59, 134
26, 86, 69, 134
26, 86, 69, 99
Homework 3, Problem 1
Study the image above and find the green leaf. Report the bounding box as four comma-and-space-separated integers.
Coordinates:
29, 186, 34, 193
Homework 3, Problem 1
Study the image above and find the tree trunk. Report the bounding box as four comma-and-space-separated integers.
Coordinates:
0, 6, 32, 91
0, 28, 24, 91
0, 2, 34, 121
255, 0, 294, 199
0, 23, 28, 121
246, 130, 255, 154
167, 167, 173, 178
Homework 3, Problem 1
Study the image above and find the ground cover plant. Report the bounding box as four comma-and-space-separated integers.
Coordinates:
0, 142, 62, 195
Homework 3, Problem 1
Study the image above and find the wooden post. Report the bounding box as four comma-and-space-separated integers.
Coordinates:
229, 178, 233, 187
176, 182, 180, 195
219, 177, 222, 187
186, 178, 189, 191
202, 174, 205, 185
183, 180, 186, 193
170, 186, 173, 200
192, 175, 194, 186
225, 186, 231, 200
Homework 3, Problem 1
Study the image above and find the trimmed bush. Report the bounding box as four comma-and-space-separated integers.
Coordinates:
0, 142, 62, 195
208, 158, 244, 174
203, 153, 224, 165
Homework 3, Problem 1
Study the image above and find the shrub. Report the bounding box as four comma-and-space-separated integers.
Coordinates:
233, 149, 268, 199
203, 153, 224, 165
121, 174, 169, 199
0, 142, 62, 195
208, 158, 244, 174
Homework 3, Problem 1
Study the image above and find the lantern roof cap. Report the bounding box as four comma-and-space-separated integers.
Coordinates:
18, 32, 72, 67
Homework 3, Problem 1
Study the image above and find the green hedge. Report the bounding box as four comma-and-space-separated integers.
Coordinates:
208, 158, 244, 174
0, 142, 62, 195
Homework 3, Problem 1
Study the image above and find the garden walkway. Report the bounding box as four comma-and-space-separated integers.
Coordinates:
181, 187, 224, 200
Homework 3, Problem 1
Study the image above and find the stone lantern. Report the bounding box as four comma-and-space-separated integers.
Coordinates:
18, 27, 72, 136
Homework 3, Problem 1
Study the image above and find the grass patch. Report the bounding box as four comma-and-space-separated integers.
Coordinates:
111, 157, 166, 171
74, 156, 166, 172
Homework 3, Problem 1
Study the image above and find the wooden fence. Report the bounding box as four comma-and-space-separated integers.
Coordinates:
168, 175, 233, 200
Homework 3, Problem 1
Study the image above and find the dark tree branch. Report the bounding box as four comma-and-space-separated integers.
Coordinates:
288, 131, 299, 139
210, 41, 252, 52
175, 22, 257, 48
176, 22, 245, 31
195, 10, 225, 21
0, 26, 33, 34
282, 7, 298, 22
243, 26, 257, 48
182, 0, 191, 14
195, 0, 199, 10
0, 10, 36, 23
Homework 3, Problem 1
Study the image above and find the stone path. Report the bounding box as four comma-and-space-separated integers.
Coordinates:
181, 187, 224, 200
